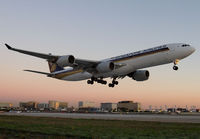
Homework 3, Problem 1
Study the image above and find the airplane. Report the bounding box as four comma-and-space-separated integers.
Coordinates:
5, 43, 195, 87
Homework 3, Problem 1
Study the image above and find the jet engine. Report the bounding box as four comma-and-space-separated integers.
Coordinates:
96, 61, 115, 73
56, 55, 75, 67
128, 70, 150, 81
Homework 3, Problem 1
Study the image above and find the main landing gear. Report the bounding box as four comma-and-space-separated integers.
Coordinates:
87, 77, 119, 88
173, 59, 179, 71
87, 77, 107, 85
108, 78, 118, 88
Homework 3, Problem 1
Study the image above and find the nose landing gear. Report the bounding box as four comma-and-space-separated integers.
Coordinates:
173, 65, 178, 70
173, 59, 179, 71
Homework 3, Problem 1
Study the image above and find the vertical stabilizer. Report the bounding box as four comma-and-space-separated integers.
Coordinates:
48, 62, 64, 73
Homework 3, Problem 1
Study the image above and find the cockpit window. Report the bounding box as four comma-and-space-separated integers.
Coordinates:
182, 44, 190, 47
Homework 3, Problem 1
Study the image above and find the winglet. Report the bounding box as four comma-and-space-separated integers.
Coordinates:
5, 44, 12, 50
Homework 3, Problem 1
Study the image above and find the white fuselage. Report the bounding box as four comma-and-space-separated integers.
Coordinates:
58, 43, 195, 81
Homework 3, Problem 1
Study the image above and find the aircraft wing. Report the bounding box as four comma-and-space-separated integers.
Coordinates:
5, 44, 58, 61
5, 44, 100, 70
75, 58, 100, 69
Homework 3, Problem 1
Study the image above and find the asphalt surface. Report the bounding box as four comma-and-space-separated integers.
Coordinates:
1, 112, 200, 123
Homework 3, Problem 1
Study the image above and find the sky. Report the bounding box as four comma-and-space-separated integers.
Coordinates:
0, 0, 199, 108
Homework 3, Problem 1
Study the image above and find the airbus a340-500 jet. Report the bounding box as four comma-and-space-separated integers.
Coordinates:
5, 43, 195, 87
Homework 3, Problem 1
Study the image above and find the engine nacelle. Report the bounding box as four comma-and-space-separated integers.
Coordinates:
129, 70, 150, 81
96, 61, 115, 73
56, 55, 75, 67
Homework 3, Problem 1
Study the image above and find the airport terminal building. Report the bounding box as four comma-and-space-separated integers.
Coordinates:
78, 101, 95, 108
117, 101, 141, 112
19, 101, 38, 110
101, 103, 117, 112
0, 103, 13, 108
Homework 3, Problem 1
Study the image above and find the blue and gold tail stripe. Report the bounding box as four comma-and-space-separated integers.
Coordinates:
55, 69, 83, 79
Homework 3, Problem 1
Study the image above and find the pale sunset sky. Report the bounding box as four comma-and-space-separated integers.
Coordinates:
0, 0, 199, 108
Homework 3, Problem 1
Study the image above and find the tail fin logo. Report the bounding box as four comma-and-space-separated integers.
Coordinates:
48, 62, 64, 73
48, 62, 57, 73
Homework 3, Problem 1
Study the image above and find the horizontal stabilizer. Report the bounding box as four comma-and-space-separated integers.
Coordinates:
24, 70, 53, 77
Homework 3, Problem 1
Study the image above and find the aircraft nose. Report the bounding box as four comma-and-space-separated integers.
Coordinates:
190, 46, 196, 53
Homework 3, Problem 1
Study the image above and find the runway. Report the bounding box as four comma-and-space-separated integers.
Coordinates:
1, 112, 200, 123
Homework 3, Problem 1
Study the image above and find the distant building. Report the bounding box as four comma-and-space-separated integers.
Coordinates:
164, 105, 168, 111
67, 106, 76, 112
49, 101, 59, 110
117, 101, 141, 112
78, 107, 99, 113
59, 102, 68, 109
0, 103, 13, 108
149, 105, 152, 111
48, 101, 68, 110
19, 101, 38, 110
101, 103, 117, 112
37, 103, 49, 110
78, 101, 95, 108
190, 105, 197, 112
167, 108, 176, 112
78, 101, 97, 112
177, 108, 188, 112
